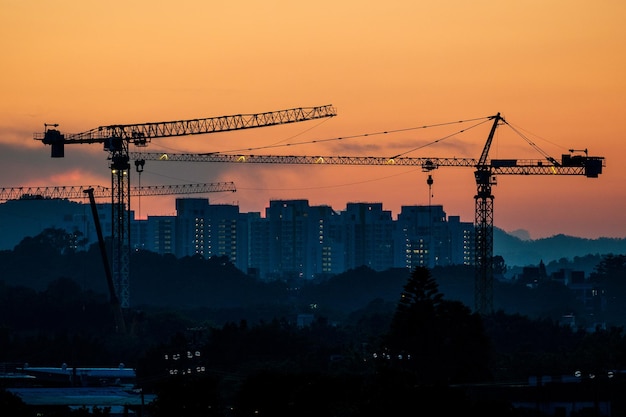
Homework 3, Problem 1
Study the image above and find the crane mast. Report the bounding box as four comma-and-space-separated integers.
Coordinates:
35, 105, 336, 309
139, 114, 605, 315
473, 113, 502, 315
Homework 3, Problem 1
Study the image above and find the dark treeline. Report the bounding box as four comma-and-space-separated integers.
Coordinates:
3, 228, 626, 416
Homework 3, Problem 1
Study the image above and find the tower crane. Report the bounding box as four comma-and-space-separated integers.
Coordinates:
34, 105, 336, 309
132, 113, 605, 315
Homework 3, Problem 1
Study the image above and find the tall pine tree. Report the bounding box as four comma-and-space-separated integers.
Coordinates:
383, 266, 492, 384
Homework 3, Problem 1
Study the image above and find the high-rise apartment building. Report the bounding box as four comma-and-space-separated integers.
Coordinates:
174, 198, 209, 258
395, 206, 474, 269
205, 204, 239, 262
341, 203, 395, 271
305, 204, 343, 279
171, 198, 243, 266
246, 212, 269, 278
144, 216, 176, 256
266, 200, 310, 280
448, 215, 474, 266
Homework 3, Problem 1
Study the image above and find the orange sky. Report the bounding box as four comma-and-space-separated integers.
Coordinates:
1, 1, 625, 239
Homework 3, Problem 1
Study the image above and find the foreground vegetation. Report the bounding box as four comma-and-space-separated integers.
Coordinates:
2, 228, 626, 415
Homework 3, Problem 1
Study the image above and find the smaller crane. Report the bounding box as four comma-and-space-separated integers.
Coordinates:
0, 182, 236, 201
35, 104, 336, 309
0, 181, 237, 329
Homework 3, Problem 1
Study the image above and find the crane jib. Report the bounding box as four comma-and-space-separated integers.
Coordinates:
34, 105, 337, 158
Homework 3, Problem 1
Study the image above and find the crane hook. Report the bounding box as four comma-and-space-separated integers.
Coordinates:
427, 174, 434, 205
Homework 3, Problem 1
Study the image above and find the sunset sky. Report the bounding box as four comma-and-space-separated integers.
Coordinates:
1, 1, 625, 239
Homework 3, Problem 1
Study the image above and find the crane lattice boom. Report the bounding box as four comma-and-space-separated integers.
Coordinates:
133, 153, 604, 177
34, 105, 337, 146
0, 182, 236, 201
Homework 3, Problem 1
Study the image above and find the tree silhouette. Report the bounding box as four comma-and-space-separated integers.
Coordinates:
590, 254, 626, 326
383, 266, 492, 385
13, 227, 85, 256
493, 255, 507, 277
0, 388, 28, 416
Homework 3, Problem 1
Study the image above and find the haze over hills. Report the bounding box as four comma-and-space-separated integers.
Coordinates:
493, 227, 626, 268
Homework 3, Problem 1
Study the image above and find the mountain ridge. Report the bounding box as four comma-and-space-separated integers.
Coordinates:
494, 227, 626, 267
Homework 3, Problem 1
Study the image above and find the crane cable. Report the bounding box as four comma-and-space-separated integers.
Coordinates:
502, 121, 562, 165
264, 115, 334, 148
137, 115, 502, 193
147, 116, 493, 156
207, 116, 493, 192
213, 116, 493, 155
388, 117, 493, 159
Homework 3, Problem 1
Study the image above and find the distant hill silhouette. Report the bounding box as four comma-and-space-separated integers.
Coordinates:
494, 227, 626, 267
